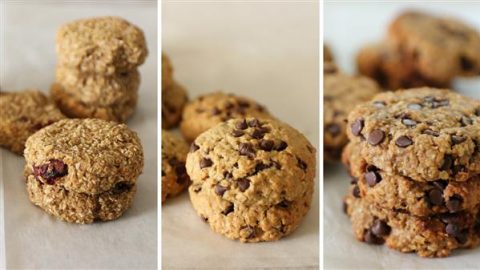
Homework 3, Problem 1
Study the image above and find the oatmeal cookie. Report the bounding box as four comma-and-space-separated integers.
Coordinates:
187, 117, 316, 242
24, 118, 143, 223
347, 88, 480, 182
162, 130, 190, 202
180, 92, 272, 142
0, 90, 65, 154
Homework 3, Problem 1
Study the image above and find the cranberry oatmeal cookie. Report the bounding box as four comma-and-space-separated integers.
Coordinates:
0, 90, 65, 154
187, 118, 316, 242
24, 119, 144, 223
162, 130, 190, 202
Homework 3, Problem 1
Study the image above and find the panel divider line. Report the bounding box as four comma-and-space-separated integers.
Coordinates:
0, 0, 6, 267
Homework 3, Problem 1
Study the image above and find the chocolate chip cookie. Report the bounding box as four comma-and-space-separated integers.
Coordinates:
50, 82, 138, 122
344, 193, 480, 257
343, 142, 480, 216
347, 88, 480, 182
389, 11, 480, 81
56, 16, 148, 74
324, 72, 380, 161
180, 92, 272, 142
0, 90, 65, 154
162, 81, 188, 129
187, 118, 316, 242
24, 119, 143, 223
162, 130, 190, 202
356, 42, 451, 90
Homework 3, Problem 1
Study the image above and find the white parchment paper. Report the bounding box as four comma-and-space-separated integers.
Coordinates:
162, 2, 319, 269
325, 2, 480, 269
1, 1, 157, 269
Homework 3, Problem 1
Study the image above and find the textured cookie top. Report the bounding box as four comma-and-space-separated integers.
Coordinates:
162, 53, 173, 91
25, 119, 144, 194
56, 16, 148, 74
187, 117, 316, 206
347, 88, 480, 182
324, 73, 380, 157
180, 92, 273, 142
389, 11, 480, 80
162, 130, 190, 200
0, 90, 65, 153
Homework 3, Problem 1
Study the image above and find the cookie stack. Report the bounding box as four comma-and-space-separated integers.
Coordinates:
162, 53, 188, 129
357, 11, 480, 90
343, 88, 480, 257
51, 17, 148, 122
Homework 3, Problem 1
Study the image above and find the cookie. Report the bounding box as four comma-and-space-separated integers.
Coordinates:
162, 81, 188, 129
324, 45, 334, 63
24, 118, 143, 223
180, 92, 272, 142
50, 82, 138, 122
162, 53, 174, 91
347, 88, 480, 182
0, 90, 65, 154
343, 142, 480, 216
389, 11, 480, 81
324, 72, 380, 161
187, 117, 316, 242
356, 42, 451, 90
55, 66, 140, 106
162, 130, 190, 202
344, 193, 480, 257
56, 16, 148, 74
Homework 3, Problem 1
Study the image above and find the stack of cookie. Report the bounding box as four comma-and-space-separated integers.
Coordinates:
162, 53, 188, 129
51, 17, 148, 122
343, 88, 480, 257
357, 11, 480, 90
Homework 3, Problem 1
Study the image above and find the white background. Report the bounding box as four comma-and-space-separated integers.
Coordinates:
0, 1, 157, 269
325, 2, 480, 269
162, 1, 319, 269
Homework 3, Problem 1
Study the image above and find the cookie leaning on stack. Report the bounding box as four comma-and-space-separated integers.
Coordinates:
342, 88, 480, 257
51, 17, 148, 122
162, 53, 188, 129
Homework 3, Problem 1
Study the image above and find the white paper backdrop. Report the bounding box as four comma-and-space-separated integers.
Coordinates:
325, 2, 480, 269
1, 1, 157, 269
162, 2, 319, 269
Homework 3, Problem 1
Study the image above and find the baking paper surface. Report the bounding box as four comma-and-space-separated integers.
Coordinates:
162, 2, 319, 269
2, 2, 157, 269
325, 2, 480, 269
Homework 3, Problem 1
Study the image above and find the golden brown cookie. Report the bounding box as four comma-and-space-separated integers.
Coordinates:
162, 130, 190, 202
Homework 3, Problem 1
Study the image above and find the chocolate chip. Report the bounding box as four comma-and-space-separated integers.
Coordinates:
237, 178, 250, 192
190, 143, 200, 153
451, 135, 466, 145
251, 128, 265, 139
326, 123, 341, 136
212, 107, 221, 115
461, 116, 473, 126
455, 231, 469, 244
199, 158, 213, 168
259, 139, 274, 151
232, 130, 244, 137
427, 189, 444, 206
440, 154, 454, 171
351, 119, 364, 136
239, 143, 255, 158
352, 185, 361, 198
277, 200, 289, 208
254, 163, 270, 175
453, 164, 466, 175
371, 220, 391, 237
432, 180, 448, 190
222, 203, 234, 215
365, 171, 382, 187
237, 100, 250, 108
223, 171, 233, 179
475, 108, 480, 117
112, 182, 132, 194
368, 129, 385, 146
373, 101, 386, 108
350, 177, 358, 184
248, 119, 261, 128
168, 158, 177, 166
224, 102, 234, 109
395, 136, 413, 148
446, 195, 463, 212
401, 118, 417, 127
33, 159, 68, 185
460, 55, 475, 71
423, 129, 440, 137
236, 119, 248, 130
276, 141, 288, 151
407, 103, 422, 110
445, 223, 461, 236
215, 184, 227, 196
297, 158, 307, 171
364, 230, 384, 245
